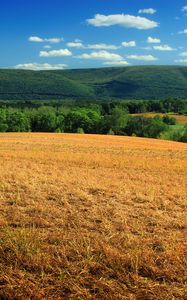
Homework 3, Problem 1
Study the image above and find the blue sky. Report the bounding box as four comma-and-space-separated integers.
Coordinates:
1, 0, 187, 70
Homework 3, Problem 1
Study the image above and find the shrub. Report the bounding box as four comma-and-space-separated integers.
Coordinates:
107, 128, 115, 135
77, 128, 84, 134
163, 115, 177, 125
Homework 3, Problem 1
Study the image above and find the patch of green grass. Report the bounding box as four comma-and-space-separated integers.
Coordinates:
160, 124, 185, 141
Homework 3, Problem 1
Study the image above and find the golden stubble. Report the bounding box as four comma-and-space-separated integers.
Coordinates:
0, 133, 187, 299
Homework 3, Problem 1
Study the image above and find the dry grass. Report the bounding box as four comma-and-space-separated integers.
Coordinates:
0, 133, 187, 299
131, 113, 187, 124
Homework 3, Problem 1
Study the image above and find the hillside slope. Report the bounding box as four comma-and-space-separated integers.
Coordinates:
1, 66, 187, 100
0, 133, 187, 299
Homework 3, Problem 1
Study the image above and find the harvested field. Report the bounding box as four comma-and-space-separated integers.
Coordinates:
0, 133, 187, 299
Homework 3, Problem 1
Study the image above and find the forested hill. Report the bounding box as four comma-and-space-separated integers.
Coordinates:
1, 66, 187, 100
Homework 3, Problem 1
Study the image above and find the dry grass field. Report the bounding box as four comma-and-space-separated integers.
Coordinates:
0, 133, 187, 300
131, 113, 187, 124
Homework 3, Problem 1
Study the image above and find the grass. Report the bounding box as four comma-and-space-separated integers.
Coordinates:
0, 133, 187, 299
160, 124, 185, 141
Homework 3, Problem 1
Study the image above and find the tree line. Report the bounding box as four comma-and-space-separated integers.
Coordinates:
0, 102, 186, 142
0, 97, 187, 115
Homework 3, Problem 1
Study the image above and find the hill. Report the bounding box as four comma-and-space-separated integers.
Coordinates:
1, 66, 187, 100
0, 133, 186, 299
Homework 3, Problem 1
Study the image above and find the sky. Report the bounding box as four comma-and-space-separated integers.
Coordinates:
1, 0, 187, 70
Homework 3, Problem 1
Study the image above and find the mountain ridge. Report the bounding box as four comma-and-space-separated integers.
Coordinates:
1, 66, 187, 100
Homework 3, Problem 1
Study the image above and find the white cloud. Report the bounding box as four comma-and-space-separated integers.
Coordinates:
182, 6, 187, 11
66, 41, 119, 50
103, 60, 129, 66
39, 49, 72, 57
87, 14, 158, 30
76, 50, 123, 61
122, 41, 136, 47
175, 59, 187, 63
147, 36, 161, 44
178, 29, 187, 34
29, 36, 43, 42
43, 45, 52, 49
179, 52, 187, 56
153, 44, 175, 51
28, 36, 64, 43
138, 8, 156, 15
127, 55, 158, 61
46, 38, 63, 43
141, 46, 152, 50
67, 41, 85, 48
14, 63, 67, 71
87, 43, 120, 50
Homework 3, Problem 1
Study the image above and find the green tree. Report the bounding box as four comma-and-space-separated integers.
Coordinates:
99, 108, 128, 135
0, 109, 8, 132
7, 111, 30, 132
125, 116, 167, 138
30, 107, 57, 132
163, 115, 177, 125
56, 114, 65, 132
64, 109, 101, 133
146, 116, 168, 138
180, 125, 187, 142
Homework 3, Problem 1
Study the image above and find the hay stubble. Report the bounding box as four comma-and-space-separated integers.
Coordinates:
0, 133, 187, 299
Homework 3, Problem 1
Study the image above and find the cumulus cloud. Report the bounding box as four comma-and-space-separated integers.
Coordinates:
87, 14, 158, 30
76, 50, 123, 61
141, 46, 152, 50
39, 49, 72, 57
138, 8, 157, 15
122, 41, 136, 47
87, 43, 120, 50
14, 63, 67, 71
103, 60, 129, 66
28, 36, 64, 43
153, 44, 175, 51
175, 59, 187, 63
178, 29, 187, 34
179, 52, 187, 56
127, 55, 158, 61
66, 41, 85, 48
46, 38, 63, 43
29, 36, 44, 42
43, 45, 52, 49
147, 36, 161, 44
66, 41, 119, 50
182, 6, 187, 11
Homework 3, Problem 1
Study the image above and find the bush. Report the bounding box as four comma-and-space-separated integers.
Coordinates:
180, 125, 187, 142
160, 124, 186, 142
163, 115, 177, 125
107, 128, 115, 135
55, 128, 62, 133
7, 111, 31, 132
77, 128, 84, 134
125, 116, 167, 138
